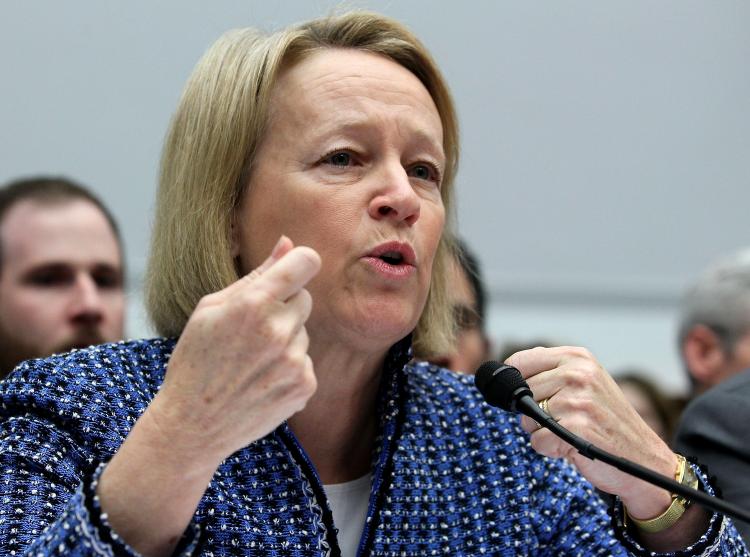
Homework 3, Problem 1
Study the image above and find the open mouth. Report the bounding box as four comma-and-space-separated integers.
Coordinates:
365, 242, 416, 278
365, 241, 417, 280
378, 251, 404, 265
367, 241, 416, 267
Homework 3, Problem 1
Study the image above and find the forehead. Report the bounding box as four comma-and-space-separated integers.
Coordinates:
271, 48, 443, 145
0, 199, 121, 268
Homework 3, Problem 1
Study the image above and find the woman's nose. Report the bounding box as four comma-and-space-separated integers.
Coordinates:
367, 163, 421, 226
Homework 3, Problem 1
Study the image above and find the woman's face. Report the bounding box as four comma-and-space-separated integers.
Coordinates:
233, 48, 445, 351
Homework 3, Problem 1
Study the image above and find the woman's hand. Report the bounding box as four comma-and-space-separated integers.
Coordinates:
148, 235, 322, 464
98, 235, 321, 557
509, 346, 676, 520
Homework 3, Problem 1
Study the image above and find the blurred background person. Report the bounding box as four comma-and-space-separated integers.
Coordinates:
677, 248, 750, 396
674, 248, 750, 543
613, 371, 682, 445
422, 238, 491, 374
0, 176, 126, 378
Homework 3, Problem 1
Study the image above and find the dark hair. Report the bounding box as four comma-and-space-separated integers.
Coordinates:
0, 176, 123, 271
453, 238, 487, 330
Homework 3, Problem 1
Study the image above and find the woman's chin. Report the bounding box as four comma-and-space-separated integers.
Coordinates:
313, 304, 419, 350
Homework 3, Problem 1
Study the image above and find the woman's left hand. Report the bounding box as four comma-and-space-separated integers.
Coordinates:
508, 346, 676, 520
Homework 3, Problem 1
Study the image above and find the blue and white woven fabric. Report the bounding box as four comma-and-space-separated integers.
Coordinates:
0, 337, 746, 556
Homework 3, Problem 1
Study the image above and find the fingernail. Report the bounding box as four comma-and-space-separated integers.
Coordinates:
270, 235, 288, 259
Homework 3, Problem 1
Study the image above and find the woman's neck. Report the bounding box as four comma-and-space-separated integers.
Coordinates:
288, 338, 389, 484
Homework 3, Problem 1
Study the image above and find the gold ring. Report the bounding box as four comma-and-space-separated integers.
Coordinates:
539, 398, 551, 418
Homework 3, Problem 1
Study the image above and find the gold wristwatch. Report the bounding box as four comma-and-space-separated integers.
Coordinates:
626, 454, 700, 533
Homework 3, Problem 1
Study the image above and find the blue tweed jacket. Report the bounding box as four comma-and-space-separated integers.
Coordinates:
0, 337, 746, 556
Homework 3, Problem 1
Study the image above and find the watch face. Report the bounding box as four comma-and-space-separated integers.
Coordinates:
684, 466, 700, 490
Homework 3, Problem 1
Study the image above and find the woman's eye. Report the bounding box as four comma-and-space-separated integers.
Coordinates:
325, 152, 352, 167
409, 163, 440, 183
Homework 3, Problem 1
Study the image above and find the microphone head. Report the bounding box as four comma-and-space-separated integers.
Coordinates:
474, 361, 529, 411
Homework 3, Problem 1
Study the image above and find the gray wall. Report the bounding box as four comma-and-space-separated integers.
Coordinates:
3, 1, 749, 393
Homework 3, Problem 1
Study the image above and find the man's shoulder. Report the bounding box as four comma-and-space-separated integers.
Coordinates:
684, 368, 750, 417
675, 369, 750, 455
710, 367, 750, 395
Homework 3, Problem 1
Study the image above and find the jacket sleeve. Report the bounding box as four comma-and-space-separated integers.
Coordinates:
529, 452, 749, 556
0, 359, 200, 556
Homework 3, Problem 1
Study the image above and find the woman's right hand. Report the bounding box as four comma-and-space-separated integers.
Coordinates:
149, 235, 322, 464
97, 236, 321, 557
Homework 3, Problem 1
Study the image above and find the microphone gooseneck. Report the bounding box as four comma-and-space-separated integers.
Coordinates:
474, 361, 750, 526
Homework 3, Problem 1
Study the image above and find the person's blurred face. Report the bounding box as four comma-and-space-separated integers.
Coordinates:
683, 324, 750, 392
618, 382, 668, 442
0, 199, 125, 376
726, 330, 750, 369
429, 258, 489, 374
233, 48, 445, 352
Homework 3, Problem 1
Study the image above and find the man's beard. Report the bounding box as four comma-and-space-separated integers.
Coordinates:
0, 325, 106, 378
53, 328, 107, 353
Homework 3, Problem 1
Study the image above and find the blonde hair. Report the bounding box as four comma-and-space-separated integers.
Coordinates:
146, 11, 459, 356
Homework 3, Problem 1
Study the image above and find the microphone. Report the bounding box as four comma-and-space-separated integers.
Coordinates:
474, 361, 750, 526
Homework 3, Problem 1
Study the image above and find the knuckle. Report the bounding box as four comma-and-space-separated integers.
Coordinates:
279, 349, 306, 371
260, 320, 292, 354
298, 326, 310, 347
298, 369, 317, 399
300, 289, 313, 317
552, 444, 569, 460
242, 287, 275, 311
276, 268, 296, 289
564, 414, 587, 436
529, 432, 546, 454
504, 352, 520, 367
565, 362, 600, 389
195, 293, 215, 310
566, 346, 595, 361
568, 395, 593, 416
519, 416, 535, 433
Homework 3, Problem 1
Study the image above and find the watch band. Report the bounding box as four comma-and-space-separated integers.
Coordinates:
626, 454, 700, 533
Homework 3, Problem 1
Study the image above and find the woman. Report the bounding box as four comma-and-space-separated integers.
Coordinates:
0, 11, 746, 557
